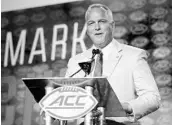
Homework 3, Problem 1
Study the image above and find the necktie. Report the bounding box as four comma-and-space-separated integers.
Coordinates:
92, 50, 103, 76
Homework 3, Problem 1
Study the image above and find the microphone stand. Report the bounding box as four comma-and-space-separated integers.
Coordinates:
69, 49, 107, 125
69, 49, 99, 78
69, 68, 83, 77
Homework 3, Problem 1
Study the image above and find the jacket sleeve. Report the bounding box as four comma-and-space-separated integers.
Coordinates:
128, 50, 161, 120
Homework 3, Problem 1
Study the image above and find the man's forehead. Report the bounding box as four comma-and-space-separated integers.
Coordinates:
87, 8, 108, 20
89, 7, 106, 15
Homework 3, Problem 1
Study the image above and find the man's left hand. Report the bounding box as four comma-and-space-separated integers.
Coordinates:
121, 102, 133, 114
106, 103, 135, 124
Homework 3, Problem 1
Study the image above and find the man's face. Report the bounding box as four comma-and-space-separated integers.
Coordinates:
86, 8, 114, 49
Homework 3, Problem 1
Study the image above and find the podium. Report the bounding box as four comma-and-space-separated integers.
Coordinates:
22, 77, 126, 125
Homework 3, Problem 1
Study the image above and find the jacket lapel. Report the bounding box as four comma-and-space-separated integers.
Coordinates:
78, 40, 125, 77
103, 40, 124, 76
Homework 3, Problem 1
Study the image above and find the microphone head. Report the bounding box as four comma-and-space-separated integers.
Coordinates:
92, 49, 100, 55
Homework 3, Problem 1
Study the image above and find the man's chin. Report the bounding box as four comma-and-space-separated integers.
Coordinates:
94, 43, 106, 49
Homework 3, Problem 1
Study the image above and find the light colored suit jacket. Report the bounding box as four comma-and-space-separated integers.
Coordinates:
65, 39, 160, 123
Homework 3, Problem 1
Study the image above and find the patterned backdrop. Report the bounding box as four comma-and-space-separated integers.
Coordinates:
1, 0, 172, 125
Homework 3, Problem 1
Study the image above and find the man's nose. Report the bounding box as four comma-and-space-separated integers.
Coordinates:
95, 22, 100, 30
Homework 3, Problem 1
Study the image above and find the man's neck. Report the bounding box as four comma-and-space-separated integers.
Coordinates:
92, 39, 115, 60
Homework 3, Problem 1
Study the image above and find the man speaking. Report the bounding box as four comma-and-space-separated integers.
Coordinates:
65, 3, 160, 125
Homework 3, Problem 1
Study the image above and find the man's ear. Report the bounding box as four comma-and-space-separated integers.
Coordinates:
111, 21, 115, 28
111, 21, 115, 35
86, 30, 89, 37
86, 30, 91, 40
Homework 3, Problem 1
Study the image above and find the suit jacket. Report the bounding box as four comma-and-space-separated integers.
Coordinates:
65, 39, 160, 123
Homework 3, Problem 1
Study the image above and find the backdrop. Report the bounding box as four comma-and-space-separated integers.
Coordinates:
1, 0, 172, 125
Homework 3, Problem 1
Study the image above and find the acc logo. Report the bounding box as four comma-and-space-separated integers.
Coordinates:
39, 86, 98, 120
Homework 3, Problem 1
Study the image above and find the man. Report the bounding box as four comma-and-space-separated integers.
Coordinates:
65, 4, 160, 124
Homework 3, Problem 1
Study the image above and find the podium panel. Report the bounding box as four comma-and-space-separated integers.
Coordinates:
22, 77, 126, 120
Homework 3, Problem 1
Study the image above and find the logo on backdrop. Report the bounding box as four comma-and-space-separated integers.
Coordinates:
39, 86, 98, 120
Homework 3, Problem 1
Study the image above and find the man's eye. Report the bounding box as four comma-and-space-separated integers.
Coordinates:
99, 20, 106, 23
88, 22, 94, 25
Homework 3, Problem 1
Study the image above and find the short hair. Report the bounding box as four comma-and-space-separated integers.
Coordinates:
85, 4, 114, 22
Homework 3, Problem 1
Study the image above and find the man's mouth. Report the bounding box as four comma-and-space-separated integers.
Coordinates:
95, 33, 103, 36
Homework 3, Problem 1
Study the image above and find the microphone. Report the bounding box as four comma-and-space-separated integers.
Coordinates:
70, 49, 101, 77
92, 49, 100, 55
92, 49, 101, 59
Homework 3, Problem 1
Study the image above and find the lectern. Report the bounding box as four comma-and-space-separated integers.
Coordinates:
22, 77, 126, 125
